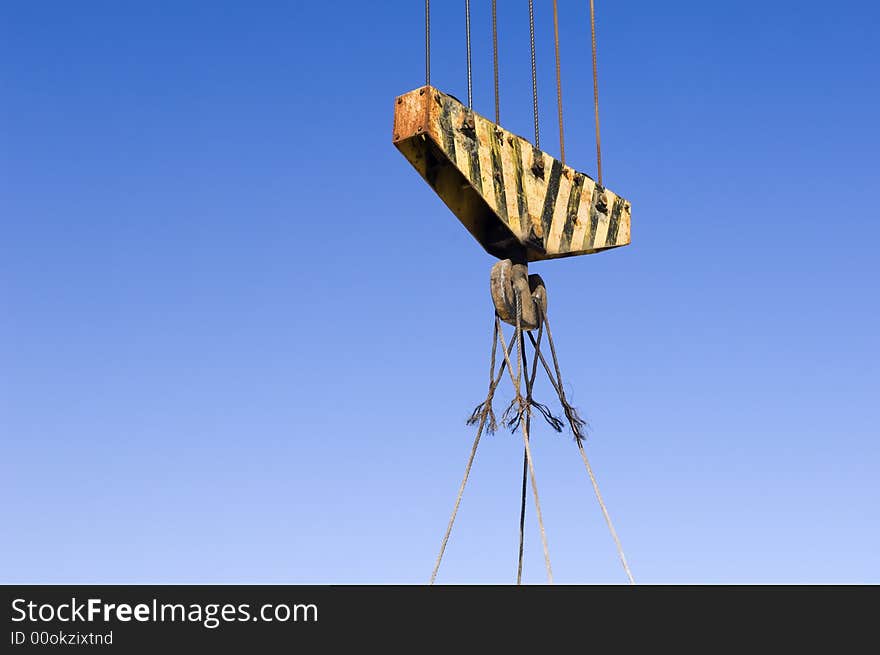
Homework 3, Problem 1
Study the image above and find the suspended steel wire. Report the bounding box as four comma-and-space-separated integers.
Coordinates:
425, 0, 430, 87
528, 0, 540, 148
552, 0, 566, 164
426, 0, 604, 180
465, 0, 473, 108
589, 0, 603, 185
492, 0, 500, 124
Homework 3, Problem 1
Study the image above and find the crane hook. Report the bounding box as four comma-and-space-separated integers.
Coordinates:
490, 259, 547, 331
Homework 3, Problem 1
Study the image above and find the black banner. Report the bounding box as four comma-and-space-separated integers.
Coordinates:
1, 585, 874, 650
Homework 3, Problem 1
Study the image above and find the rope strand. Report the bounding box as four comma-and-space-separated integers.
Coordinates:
498, 297, 553, 584
516, 333, 529, 584
516, 321, 545, 584
430, 318, 508, 584
516, 445, 528, 584
528, 313, 635, 584
577, 438, 635, 584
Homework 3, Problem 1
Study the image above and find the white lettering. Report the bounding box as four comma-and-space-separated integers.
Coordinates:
88, 598, 102, 621
11, 599, 26, 622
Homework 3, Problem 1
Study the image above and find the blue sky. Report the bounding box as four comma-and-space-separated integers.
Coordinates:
1, 1, 878, 583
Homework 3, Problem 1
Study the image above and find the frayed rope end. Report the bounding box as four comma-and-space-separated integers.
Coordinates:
466, 400, 498, 434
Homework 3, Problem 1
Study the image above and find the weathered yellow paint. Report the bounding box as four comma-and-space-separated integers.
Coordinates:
393, 86, 632, 262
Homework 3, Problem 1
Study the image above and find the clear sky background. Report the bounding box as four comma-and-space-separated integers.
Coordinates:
2, 1, 877, 584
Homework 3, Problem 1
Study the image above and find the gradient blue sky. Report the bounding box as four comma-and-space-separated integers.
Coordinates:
2, 1, 878, 584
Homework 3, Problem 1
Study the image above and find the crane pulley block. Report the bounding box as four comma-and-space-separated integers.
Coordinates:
393, 86, 631, 263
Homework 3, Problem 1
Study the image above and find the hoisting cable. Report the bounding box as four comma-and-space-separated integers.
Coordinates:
465, 0, 473, 108
425, 0, 430, 87
527, 312, 635, 584
492, 0, 500, 124
589, 0, 603, 185
552, 0, 566, 164
497, 294, 553, 584
430, 319, 517, 584
528, 0, 540, 148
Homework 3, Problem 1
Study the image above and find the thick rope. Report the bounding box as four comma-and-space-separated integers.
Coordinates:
430, 318, 507, 584
516, 324, 543, 584
497, 307, 563, 434
552, 0, 566, 164
577, 438, 634, 584
528, 311, 635, 584
497, 295, 553, 583
527, 331, 586, 439
536, 308, 587, 443
516, 446, 527, 584
516, 338, 529, 585
467, 324, 518, 433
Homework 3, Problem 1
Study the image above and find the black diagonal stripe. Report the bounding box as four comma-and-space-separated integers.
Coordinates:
583, 184, 600, 250
488, 127, 508, 222
531, 146, 545, 179
605, 196, 623, 247
463, 111, 482, 194
539, 159, 563, 247
559, 173, 584, 252
510, 137, 528, 236
439, 98, 456, 161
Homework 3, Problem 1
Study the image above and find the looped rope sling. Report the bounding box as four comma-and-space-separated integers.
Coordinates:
431, 263, 634, 585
